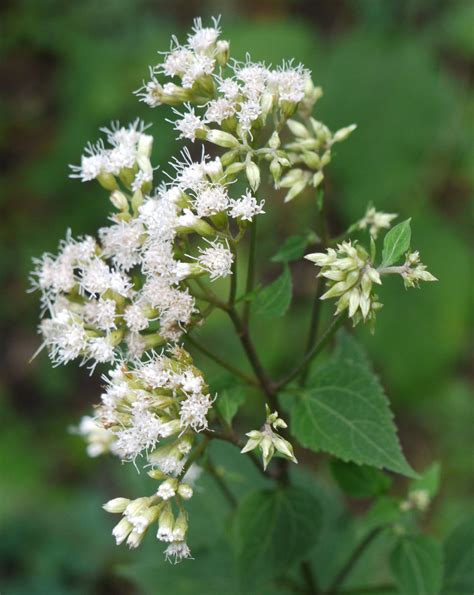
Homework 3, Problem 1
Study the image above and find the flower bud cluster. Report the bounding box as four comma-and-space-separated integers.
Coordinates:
277, 119, 357, 202
306, 241, 383, 328
356, 205, 397, 239
400, 489, 431, 513
397, 251, 438, 288
103, 480, 194, 561
241, 405, 297, 470
306, 235, 436, 328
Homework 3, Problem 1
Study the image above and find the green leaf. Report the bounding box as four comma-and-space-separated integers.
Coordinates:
381, 218, 411, 266
443, 516, 474, 595
254, 265, 292, 319
390, 535, 443, 595
410, 462, 440, 499
292, 355, 416, 477
235, 486, 321, 584
216, 386, 246, 426
364, 496, 402, 532
330, 459, 392, 499
271, 235, 310, 263
333, 329, 372, 368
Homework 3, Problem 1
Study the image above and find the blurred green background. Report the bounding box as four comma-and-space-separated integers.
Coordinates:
1, 0, 472, 593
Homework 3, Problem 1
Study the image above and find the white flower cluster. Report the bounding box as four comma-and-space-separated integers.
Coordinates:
95, 352, 212, 462
69, 120, 154, 192
32, 135, 270, 370
135, 17, 355, 203
76, 347, 211, 561
306, 239, 436, 329
31, 17, 399, 564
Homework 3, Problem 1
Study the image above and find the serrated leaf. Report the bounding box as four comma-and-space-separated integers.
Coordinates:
381, 218, 411, 266
333, 329, 372, 368
235, 487, 321, 585
254, 265, 292, 319
271, 235, 309, 263
291, 357, 416, 477
443, 516, 474, 595
330, 459, 392, 498
410, 462, 440, 499
390, 535, 443, 595
216, 386, 246, 426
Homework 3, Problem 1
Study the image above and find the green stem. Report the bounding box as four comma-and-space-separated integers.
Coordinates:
204, 457, 238, 508
243, 218, 258, 325
205, 428, 268, 478
228, 240, 238, 306
299, 276, 325, 386
178, 434, 211, 480
227, 307, 277, 408
325, 528, 383, 595
300, 560, 319, 595
277, 314, 345, 389
185, 333, 259, 387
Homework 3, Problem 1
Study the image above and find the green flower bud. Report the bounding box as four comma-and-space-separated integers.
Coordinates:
206, 129, 240, 148
287, 119, 311, 139
216, 40, 230, 67
246, 160, 261, 191
270, 158, 282, 184
97, 172, 118, 191
103, 497, 131, 514
109, 190, 129, 211
269, 131, 281, 149
332, 124, 357, 143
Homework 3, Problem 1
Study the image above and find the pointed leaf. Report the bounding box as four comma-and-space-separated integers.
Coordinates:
216, 386, 246, 426
410, 462, 441, 499
254, 265, 292, 319
443, 516, 474, 595
381, 218, 411, 266
235, 487, 321, 585
292, 355, 416, 477
271, 235, 310, 263
391, 535, 443, 595
330, 460, 392, 498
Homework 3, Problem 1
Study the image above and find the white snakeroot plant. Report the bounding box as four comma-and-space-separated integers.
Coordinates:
31, 16, 440, 588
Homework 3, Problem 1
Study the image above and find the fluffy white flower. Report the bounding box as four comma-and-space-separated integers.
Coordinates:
193, 183, 229, 217
228, 190, 265, 221
187, 17, 221, 53
196, 240, 233, 280
99, 219, 144, 271
172, 105, 205, 141
164, 541, 192, 564
179, 392, 214, 432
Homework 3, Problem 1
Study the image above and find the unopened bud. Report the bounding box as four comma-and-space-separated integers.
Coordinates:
246, 160, 261, 191
206, 129, 240, 148
138, 133, 153, 158
332, 124, 357, 143
312, 171, 324, 188
287, 119, 310, 138
269, 131, 281, 149
103, 497, 130, 513
216, 40, 230, 67
109, 190, 129, 211
97, 172, 118, 191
